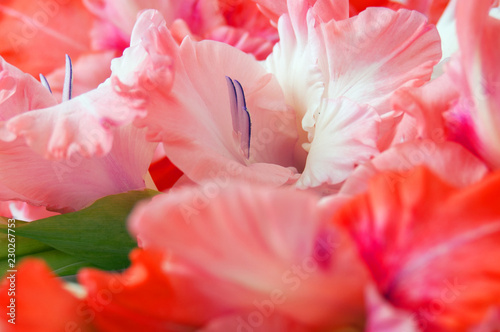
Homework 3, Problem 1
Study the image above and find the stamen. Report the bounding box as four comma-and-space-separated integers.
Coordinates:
39, 74, 52, 94
62, 54, 73, 102
226, 76, 251, 159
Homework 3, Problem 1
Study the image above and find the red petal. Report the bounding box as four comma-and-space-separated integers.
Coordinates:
337, 167, 500, 331
0, 259, 90, 332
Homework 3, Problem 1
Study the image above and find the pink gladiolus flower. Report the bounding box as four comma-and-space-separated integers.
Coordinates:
265, 0, 441, 188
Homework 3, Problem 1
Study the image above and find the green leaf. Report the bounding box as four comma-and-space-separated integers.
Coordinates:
0, 248, 94, 278
0, 190, 159, 272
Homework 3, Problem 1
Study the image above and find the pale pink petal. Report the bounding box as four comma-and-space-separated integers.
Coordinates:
319, 7, 442, 113
0, 124, 156, 212
340, 140, 488, 195
264, 0, 326, 170
0, 57, 57, 122
405, 0, 451, 24
311, 0, 350, 22
129, 184, 368, 329
4, 84, 143, 160
298, 98, 380, 188
265, 0, 325, 120
391, 71, 459, 142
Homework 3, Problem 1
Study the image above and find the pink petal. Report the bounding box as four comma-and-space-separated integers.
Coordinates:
0, 57, 57, 123
341, 140, 488, 195
264, 0, 326, 170
319, 7, 442, 113
254, 0, 349, 23
0, 125, 156, 212
298, 98, 380, 188
129, 183, 368, 329
454, 0, 500, 168
4, 84, 144, 159
391, 72, 459, 142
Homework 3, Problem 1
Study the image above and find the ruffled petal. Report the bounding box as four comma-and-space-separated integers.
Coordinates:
319, 7, 442, 113
0, 57, 57, 123
4, 84, 145, 159
265, 0, 325, 123
2, 10, 171, 161
0, 125, 156, 212
298, 98, 380, 188
341, 140, 488, 195
391, 71, 459, 142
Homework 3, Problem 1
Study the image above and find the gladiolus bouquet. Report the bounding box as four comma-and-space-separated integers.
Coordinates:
0, 0, 499, 331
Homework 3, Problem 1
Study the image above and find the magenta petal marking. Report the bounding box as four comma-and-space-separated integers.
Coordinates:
39, 74, 52, 94
225, 76, 251, 159
62, 54, 73, 101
